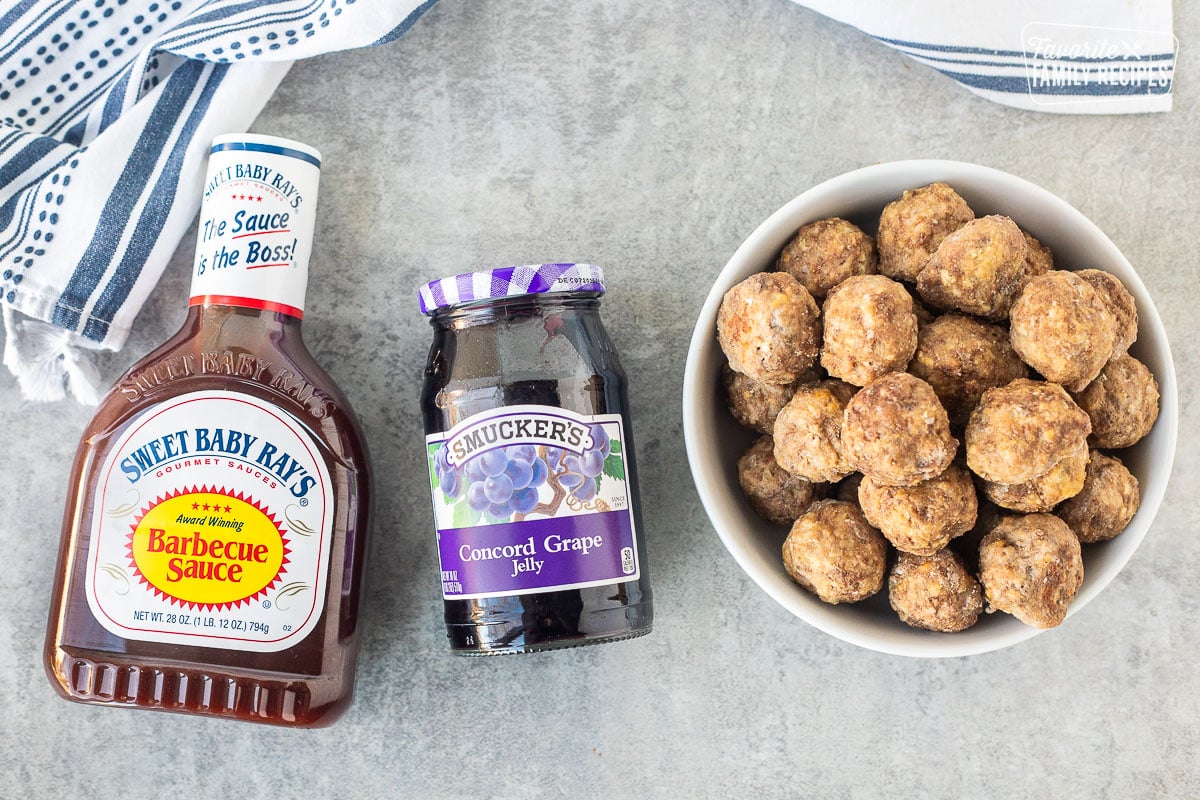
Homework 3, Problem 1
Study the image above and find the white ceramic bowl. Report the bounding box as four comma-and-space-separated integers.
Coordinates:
683, 160, 1178, 658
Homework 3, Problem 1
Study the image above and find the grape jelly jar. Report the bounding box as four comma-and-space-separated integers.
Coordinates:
419, 264, 653, 654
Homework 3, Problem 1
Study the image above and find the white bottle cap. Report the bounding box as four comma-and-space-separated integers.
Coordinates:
190, 134, 322, 318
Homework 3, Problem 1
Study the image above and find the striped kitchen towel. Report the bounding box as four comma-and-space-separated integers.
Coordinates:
0, 0, 436, 403
793, 0, 1176, 114
0, 0, 1178, 402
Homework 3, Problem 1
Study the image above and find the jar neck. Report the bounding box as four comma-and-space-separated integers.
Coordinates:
428, 291, 603, 330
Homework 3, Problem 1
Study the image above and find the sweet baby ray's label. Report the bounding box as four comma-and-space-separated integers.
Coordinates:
84, 391, 333, 652
190, 136, 321, 317
426, 405, 641, 600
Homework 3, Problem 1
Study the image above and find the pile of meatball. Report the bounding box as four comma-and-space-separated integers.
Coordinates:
718, 183, 1159, 633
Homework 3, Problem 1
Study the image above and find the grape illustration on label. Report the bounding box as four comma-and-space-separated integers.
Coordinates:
429, 420, 625, 527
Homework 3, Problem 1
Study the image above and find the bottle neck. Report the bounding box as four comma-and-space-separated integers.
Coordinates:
186, 300, 305, 339
188, 285, 307, 319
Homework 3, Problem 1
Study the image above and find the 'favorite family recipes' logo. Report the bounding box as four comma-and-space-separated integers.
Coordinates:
1022, 23, 1178, 106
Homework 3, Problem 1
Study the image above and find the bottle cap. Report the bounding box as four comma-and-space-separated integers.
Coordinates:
418, 263, 606, 314
190, 134, 322, 318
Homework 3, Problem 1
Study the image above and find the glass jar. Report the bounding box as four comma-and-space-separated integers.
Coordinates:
419, 264, 653, 654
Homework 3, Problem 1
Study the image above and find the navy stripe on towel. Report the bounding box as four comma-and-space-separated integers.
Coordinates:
52, 59, 208, 331
82, 64, 230, 341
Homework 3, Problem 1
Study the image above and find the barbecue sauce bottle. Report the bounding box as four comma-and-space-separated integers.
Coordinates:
44, 134, 371, 727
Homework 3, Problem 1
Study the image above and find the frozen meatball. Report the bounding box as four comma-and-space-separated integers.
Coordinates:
978, 514, 1084, 629
737, 436, 821, 525
820, 274, 918, 387
1076, 268, 1138, 355
877, 182, 974, 282
841, 373, 957, 487
722, 364, 814, 434
1020, 230, 1054, 286
858, 461, 977, 555
907, 314, 1028, 429
888, 549, 983, 632
916, 215, 1028, 320
777, 217, 877, 299
965, 379, 1091, 485
981, 443, 1089, 513
1009, 270, 1118, 392
773, 380, 857, 483
782, 500, 887, 604
1072, 353, 1160, 449
717, 272, 820, 385
1057, 452, 1140, 544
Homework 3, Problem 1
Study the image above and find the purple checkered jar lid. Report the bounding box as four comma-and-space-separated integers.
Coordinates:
418, 263, 606, 314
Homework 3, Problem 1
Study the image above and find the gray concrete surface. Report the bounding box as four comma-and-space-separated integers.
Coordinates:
2, 1, 1197, 798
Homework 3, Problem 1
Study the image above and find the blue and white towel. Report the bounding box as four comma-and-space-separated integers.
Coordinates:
0, 0, 1176, 402
0, 0, 435, 403
798, 0, 1175, 114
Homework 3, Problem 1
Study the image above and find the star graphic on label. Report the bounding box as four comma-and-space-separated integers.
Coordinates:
202, 502, 210, 511
224, 505, 232, 513
192, 501, 200, 510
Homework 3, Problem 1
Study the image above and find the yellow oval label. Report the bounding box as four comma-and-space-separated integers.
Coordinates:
127, 486, 289, 609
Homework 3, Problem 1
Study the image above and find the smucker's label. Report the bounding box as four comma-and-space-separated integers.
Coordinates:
84, 391, 333, 651
426, 405, 641, 600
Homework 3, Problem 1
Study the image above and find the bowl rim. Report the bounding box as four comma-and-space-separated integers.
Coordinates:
682, 158, 1179, 658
